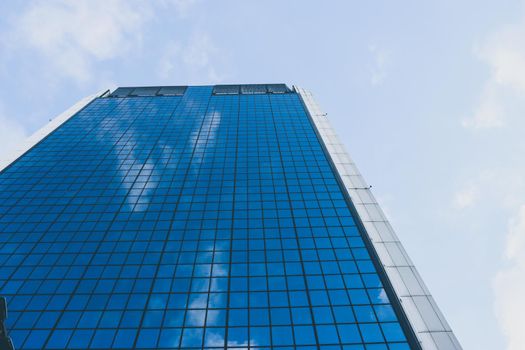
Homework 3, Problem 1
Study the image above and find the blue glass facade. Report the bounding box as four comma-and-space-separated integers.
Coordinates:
0, 85, 415, 349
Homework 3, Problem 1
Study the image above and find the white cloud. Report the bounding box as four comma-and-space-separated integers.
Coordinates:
493, 205, 525, 350
453, 183, 480, 209
456, 167, 525, 349
478, 22, 525, 93
6, 0, 152, 82
0, 110, 28, 169
457, 19, 525, 343
158, 33, 225, 84
162, 0, 198, 18
368, 44, 390, 86
462, 83, 506, 129
452, 169, 525, 212
464, 11, 525, 129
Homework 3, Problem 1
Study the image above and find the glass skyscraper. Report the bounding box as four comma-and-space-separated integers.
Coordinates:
0, 84, 461, 350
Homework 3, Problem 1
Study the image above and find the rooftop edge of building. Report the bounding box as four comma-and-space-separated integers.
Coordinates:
107, 84, 293, 97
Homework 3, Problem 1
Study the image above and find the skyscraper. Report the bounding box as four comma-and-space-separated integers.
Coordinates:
0, 84, 461, 350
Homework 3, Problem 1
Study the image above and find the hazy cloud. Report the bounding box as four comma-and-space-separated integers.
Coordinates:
452, 169, 525, 212
162, 0, 199, 18
478, 22, 525, 93
454, 167, 525, 349
462, 83, 506, 129
5, 0, 152, 83
493, 205, 525, 350
453, 183, 480, 209
158, 33, 226, 84
464, 12, 525, 129
0, 108, 27, 169
461, 16, 525, 345
368, 44, 390, 86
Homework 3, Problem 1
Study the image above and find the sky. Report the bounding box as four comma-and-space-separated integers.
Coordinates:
1, 1, 525, 349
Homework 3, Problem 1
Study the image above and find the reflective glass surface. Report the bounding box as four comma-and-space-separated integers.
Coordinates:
0, 86, 412, 349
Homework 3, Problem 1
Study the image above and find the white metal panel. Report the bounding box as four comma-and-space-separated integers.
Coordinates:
412, 296, 446, 331
428, 296, 454, 331
398, 267, 426, 295
383, 266, 410, 296
362, 222, 382, 242
374, 243, 395, 266
418, 332, 439, 350
431, 332, 461, 350
373, 221, 397, 242
364, 203, 386, 221
399, 296, 429, 331
385, 242, 410, 266
411, 267, 432, 295
354, 204, 372, 222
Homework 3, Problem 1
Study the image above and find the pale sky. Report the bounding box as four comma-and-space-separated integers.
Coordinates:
2, 1, 525, 349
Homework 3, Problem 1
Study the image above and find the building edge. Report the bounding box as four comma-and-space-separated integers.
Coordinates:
0, 90, 110, 174
294, 86, 462, 350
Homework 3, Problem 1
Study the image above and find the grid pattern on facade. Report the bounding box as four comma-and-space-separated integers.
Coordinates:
0, 86, 412, 349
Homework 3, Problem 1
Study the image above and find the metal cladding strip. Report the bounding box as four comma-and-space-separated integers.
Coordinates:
0, 90, 109, 173
295, 86, 462, 350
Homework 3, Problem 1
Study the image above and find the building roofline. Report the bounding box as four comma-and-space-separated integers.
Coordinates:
0, 83, 294, 173
0, 89, 109, 174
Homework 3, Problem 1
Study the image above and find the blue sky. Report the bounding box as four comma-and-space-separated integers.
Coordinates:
1, 1, 525, 348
